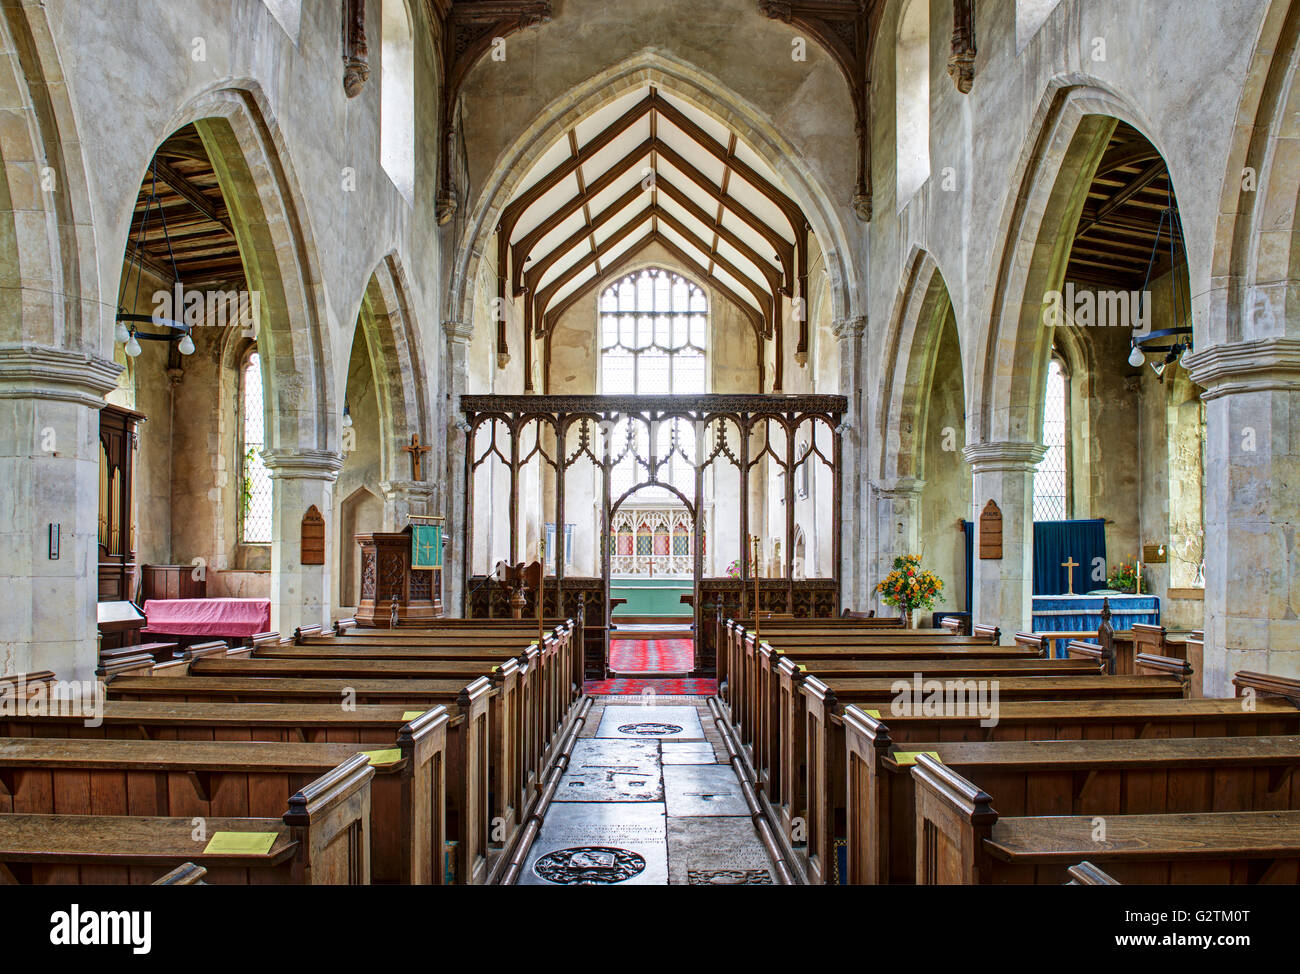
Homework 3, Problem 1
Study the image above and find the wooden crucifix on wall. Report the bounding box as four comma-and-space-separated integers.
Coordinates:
402, 433, 430, 481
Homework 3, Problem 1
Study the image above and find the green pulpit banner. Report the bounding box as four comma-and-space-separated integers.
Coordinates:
410, 519, 443, 570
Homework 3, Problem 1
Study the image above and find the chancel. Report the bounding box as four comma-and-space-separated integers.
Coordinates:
0, 0, 1298, 912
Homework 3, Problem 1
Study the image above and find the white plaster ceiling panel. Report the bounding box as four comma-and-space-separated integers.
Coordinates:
512, 172, 581, 242
727, 170, 794, 243
549, 263, 598, 311
593, 194, 651, 247
573, 89, 645, 146
660, 91, 730, 148
712, 266, 760, 314
514, 137, 574, 199
718, 208, 775, 261
537, 238, 592, 293
658, 118, 727, 187
579, 117, 651, 185
531, 210, 591, 265
587, 165, 649, 215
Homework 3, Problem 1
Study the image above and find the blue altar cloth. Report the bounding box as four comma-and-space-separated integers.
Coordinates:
1031, 593, 1160, 658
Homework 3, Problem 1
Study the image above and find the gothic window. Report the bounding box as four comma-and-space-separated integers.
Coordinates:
1034, 355, 1070, 521
895, 0, 930, 206
381, 0, 415, 202
241, 350, 273, 544
600, 268, 707, 500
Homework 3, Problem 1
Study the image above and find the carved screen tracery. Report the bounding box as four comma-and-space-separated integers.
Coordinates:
609, 507, 698, 576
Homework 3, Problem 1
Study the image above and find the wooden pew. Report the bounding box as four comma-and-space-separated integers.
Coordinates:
0, 752, 373, 884
913, 749, 1300, 884
1066, 861, 1121, 885
795, 672, 1187, 885
749, 648, 1100, 810
105, 675, 492, 884
842, 693, 1300, 883
183, 654, 526, 847
0, 702, 454, 884
153, 861, 207, 884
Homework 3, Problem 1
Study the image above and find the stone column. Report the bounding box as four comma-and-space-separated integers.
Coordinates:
833, 315, 868, 610
869, 476, 925, 612
962, 441, 1045, 641
1185, 339, 1300, 693
262, 449, 342, 636
0, 347, 120, 681
443, 319, 473, 615
379, 479, 440, 531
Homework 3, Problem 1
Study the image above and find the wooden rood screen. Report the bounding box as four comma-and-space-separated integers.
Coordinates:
460, 395, 849, 676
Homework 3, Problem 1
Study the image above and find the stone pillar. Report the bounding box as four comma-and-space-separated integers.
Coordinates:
443, 319, 473, 615
869, 477, 925, 612
0, 347, 120, 681
962, 441, 1045, 641
262, 449, 342, 636
833, 315, 868, 610
1185, 339, 1300, 693
379, 479, 440, 531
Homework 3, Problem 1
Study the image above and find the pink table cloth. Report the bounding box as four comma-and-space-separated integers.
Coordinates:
142, 598, 271, 638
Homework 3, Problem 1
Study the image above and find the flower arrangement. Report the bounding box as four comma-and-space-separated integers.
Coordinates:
1106, 560, 1148, 594
725, 558, 741, 579
876, 555, 944, 612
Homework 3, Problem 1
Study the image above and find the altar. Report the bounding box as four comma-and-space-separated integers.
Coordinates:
1031, 592, 1160, 657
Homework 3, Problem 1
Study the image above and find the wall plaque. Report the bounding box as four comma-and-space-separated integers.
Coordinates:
301, 505, 325, 565
979, 500, 1003, 560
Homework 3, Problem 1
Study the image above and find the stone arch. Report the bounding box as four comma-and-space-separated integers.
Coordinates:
974, 79, 1170, 448
0, 2, 103, 356
355, 254, 431, 482
1207, 0, 1300, 345
338, 485, 384, 607
145, 83, 337, 458
875, 249, 959, 483
447, 49, 860, 339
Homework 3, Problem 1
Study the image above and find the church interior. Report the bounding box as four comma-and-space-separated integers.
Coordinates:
1, 0, 1299, 902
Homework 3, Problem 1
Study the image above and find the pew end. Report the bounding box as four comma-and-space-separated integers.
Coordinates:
972, 625, 1001, 644
1065, 640, 1112, 673
1134, 653, 1193, 696
1013, 632, 1048, 658
282, 753, 375, 884
1066, 861, 1121, 885
153, 862, 208, 885
1234, 670, 1300, 708
912, 753, 998, 885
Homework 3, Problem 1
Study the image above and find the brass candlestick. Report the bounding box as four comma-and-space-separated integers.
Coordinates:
751, 534, 762, 643
538, 537, 547, 647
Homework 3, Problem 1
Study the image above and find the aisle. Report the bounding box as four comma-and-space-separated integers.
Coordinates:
608, 637, 695, 674
519, 697, 777, 885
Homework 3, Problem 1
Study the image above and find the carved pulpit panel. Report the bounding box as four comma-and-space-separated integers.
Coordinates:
979, 500, 1003, 560
354, 529, 441, 627
301, 506, 325, 565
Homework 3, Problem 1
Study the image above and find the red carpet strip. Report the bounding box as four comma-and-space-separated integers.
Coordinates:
608, 637, 695, 674
584, 677, 718, 696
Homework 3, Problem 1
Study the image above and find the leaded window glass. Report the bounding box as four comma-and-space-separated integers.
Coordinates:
241, 351, 273, 543
1034, 356, 1069, 521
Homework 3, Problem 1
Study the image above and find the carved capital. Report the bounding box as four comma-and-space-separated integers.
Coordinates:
442, 319, 475, 344
261, 449, 344, 481
1183, 338, 1300, 400
831, 315, 867, 342
962, 440, 1046, 473
0, 345, 121, 408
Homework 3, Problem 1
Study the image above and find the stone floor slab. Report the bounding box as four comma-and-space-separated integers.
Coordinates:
554, 739, 662, 802
522, 801, 668, 885
660, 742, 719, 765
667, 816, 775, 885
594, 704, 705, 740
662, 763, 749, 816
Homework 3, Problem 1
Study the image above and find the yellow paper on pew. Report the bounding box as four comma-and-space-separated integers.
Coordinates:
204, 831, 278, 856
861, 709, 882, 719
796, 664, 807, 672
401, 711, 427, 721
491, 665, 500, 673
892, 750, 941, 767
360, 748, 403, 767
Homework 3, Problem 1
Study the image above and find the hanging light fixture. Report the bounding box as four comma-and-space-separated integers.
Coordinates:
1128, 185, 1192, 376
116, 159, 195, 357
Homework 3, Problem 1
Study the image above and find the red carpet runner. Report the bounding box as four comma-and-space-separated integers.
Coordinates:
583, 677, 718, 696
608, 637, 694, 674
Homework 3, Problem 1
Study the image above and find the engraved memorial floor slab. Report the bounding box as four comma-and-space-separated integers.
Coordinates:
595, 704, 705, 740
662, 764, 749, 816
660, 742, 719, 765
521, 801, 669, 885
668, 817, 776, 885
554, 739, 663, 802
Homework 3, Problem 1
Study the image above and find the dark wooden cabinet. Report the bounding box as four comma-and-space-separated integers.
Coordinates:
141, 564, 207, 602
97, 404, 145, 602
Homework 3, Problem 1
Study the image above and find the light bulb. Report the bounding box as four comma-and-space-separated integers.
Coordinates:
177, 333, 195, 355
343, 406, 353, 428
114, 321, 130, 344
125, 334, 142, 357
1127, 344, 1145, 368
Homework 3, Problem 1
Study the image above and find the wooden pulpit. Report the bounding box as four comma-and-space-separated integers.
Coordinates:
354, 526, 443, 627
